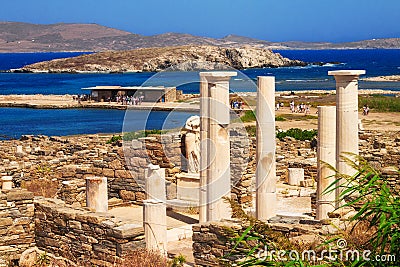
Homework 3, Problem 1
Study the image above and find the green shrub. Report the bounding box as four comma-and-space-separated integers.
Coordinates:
275, 116, 286, 121
276, 128, 317, 141
122, 129, 166, 141
106, 135, 122, 144
240, 110, 256, 122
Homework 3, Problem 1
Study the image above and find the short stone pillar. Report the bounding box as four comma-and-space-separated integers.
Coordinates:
143, 199, 167, 255
288, 168, 304, 186
145, 164, 166, 202
16, 145, 24, 157
1, 176, 13, 190
199, 71, 237, 222
86, 176, 108, 212
256, 76, 277, 221
316, 106, 336, 220
328, 70, 365, 208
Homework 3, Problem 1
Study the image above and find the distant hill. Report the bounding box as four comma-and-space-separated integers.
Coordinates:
18, 45, 307, 73
0, 21, 399, 52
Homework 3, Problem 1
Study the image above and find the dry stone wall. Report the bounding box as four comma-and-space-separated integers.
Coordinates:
192, 218, 331, 267
34, 198, 144, 267
0, 189, 35, 265
1, 130, 399, 209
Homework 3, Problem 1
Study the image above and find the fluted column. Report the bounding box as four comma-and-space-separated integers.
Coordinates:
199, 71, 237, 222
256, 76, 277, 221
328, 70, 365, 208
316, 106, 336, 220
145, 164, 166, 202
143, 199, 167, 255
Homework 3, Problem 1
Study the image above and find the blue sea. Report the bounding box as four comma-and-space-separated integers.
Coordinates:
0, 49, 399, 138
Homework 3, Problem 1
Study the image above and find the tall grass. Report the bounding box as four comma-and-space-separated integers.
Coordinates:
325, 154, 400, 264
359, 95, 400, 112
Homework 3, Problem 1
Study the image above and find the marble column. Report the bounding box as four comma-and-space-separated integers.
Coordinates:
1, 176, 13, 190
316, 106, 336, 220
256, 76, 277, 221
328, 70, 365, 208
145, 164, 166, 202
199, 75, 209, 223
86, 176, 108, 212
143, 199, 167, 255
199, 71, 237, 222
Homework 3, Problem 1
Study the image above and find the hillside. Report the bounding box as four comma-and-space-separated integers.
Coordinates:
18, 45, 307, 73
1, 22, 399, 52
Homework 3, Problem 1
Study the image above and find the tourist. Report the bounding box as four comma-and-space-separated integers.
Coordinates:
362, 104, 370, 115
290, 100, 295, 113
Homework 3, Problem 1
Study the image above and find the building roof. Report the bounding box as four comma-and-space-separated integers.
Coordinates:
82, 86, 169, 91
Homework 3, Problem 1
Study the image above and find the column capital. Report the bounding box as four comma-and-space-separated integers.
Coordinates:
328, 70, 365, 77
200, 71, 237, 82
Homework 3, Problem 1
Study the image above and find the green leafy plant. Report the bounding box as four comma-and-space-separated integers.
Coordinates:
36, 252, 50, 267
276, 128, 317, 141
170, 254, 186, 267
324, 154, 400, 265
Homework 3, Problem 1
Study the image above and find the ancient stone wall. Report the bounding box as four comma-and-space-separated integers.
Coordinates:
192, 219, 330, 267
35, 198, 144, 267
0, 189, 35, 265
1, 130, 398, 209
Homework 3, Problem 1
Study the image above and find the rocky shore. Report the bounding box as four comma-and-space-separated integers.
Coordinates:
362, 75, 400, 82
15, 45, 307, 73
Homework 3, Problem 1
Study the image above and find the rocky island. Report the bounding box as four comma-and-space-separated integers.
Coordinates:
16, 45, 307, 73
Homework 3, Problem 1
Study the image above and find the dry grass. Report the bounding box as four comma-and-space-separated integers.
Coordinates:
120, 249, 169, 267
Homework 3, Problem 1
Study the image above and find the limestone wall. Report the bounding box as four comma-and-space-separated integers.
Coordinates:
1, 130, 398, 209
192, 219, 328, 267
34, 198, 144, 267
0, 189, 35, 265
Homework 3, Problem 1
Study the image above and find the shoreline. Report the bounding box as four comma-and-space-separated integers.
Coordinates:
1, 89, 400, 111
0, 94, 200, 111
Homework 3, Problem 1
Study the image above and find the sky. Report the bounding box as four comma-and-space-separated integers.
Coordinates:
0, 0, 399, 42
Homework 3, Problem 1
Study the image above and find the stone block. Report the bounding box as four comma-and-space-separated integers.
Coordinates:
102, 168, 114, 177
0, 218, 13, 227
111, 224, 144, 239
119, 190, 136, 201
6, 190, 34, 201
115, 170, 133, 179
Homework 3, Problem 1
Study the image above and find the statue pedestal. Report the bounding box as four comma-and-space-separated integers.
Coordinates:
176, 172, 200, 202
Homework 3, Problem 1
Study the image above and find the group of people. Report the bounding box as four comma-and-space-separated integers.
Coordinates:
113, 95, 145, 105
231, 99, 245, 109
72, 94, 90, 103
289, 100, 311, 115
